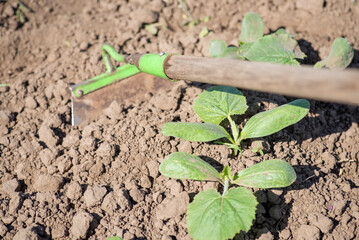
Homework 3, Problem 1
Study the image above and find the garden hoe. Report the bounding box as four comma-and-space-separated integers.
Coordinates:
70, 44, 359, 125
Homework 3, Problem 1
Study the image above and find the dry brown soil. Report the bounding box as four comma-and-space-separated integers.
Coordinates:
1, 0, 359, 239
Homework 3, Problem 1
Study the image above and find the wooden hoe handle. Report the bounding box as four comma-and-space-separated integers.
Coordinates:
164, 55, 359, 105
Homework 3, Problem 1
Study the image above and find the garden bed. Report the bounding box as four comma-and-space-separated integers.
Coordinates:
0, 0, 358, 239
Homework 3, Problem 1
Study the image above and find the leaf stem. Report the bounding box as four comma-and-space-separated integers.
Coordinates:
222, 179, 229, 196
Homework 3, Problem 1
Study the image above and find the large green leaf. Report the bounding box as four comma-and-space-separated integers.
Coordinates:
193, 86, 248, 124
159, 152, 221, 181
209, 40, 227, 57
187, 188, 258, 240
243, 30, 306, 65
162, 122, 230, 142
239, 12, 264, 43
314, 37, 354, 70
240, 99, 310, 140
233, 159, 296, 188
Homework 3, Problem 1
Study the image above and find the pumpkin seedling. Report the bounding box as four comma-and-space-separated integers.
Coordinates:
160, 152, 296, 240
162, 86, 310, 156
210, 12, 354, 69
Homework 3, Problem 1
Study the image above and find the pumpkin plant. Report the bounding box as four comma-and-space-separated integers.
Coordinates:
160, 152, 296, 240
210, 12, 354, 69
162, 86, 309, 156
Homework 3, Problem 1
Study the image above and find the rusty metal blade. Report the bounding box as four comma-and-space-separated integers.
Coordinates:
71, 72, 173, 125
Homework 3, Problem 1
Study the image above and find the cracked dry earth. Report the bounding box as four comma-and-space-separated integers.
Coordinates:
1, 0, 359, 239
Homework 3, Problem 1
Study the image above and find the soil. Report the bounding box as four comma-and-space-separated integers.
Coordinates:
1, 0, 359, 239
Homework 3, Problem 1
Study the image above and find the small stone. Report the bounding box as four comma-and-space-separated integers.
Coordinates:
14, 162, 31, 180
13, 225, 43, 240
101, 192, 118, 214
65, 182, 83, 201
309, 213, 334, 233
2, 216, 15, 225
38, 124, 59, 147
2, 178, 21, 194
296, 225, 320, 240
0, 221, 8, 237
116, 189, 132, 211
177, 141, 192, 153
39, 148, 56, 166
156, 192, 189, 220
0, 110, 11, 125
47, 51, 60, 63
140, 175, 152, 189
25, 96, 38, 109
103, 101, 123, 119
83, 185, 107, 206
130, 9, 158, 24
96, 142, 115, 157
52, 224, 68, 238
79, 41, 89, 51
9, 193, 23, 214
129, 188, 145, 203
269, 205, 282, 220
70, 211, 94, 239
4, 5, 15, 17
33, 174, 64, 192
57, 157, 72, 174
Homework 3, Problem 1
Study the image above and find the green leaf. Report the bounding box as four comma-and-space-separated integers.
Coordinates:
209, 40, 227, 57
220, 46, 240, 59
159, 152, 221, 181
193, 86, 248, 124
314, 37, 354, 70
233, 159, 296, 188
240, 99, 310, 140
187, 188, 258, 240
220, 165, 233, 180
238, 42, 254, 60
162, 122, 230, 142
107, 237, 123, 240
243, 31, 306, 65
239, 12, 264, 43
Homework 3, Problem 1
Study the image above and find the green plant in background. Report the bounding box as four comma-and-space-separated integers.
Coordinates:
162, 86, 310, 156
210, 12, 354, 69
16, 0, 32, 24
106, 237, 123, 240
160, 152, 296, 240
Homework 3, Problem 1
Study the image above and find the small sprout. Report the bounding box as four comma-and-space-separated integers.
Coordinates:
162, 86, 309, 156
16, 0, 33, 24
106, 237, 123, 240
251, 140, 264, 156
160, 152, 296, 240
145, 23, 162, 35
199, 27, 209, 38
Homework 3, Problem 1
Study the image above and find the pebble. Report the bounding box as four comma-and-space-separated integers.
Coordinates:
33, 174, 64, 192
2, 178, 21, 194
65, 182, 83, 201
129, 188, 145, 203
79, 41, 90, 51
255, 190, 268, 203
9, 193, 23, 214
130, 9, 158, 24
101, 192, 118, 214
309, 213, 334, 233
39, 148, 55, 166
70, 211, 94, 239
156, 192, 189, 220
13, 225, 42, 240
267, 190, 281, 204
25, 96, 38, 109
296, 225, 320, 240
83, 185, 107, 206
0, 221, 8, 237
38, 124, 59, 147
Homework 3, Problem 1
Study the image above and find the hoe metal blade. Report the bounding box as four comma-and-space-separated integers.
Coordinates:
70, 72, 173, 125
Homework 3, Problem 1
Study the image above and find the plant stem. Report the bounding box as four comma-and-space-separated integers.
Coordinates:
222, 179, 229, 196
